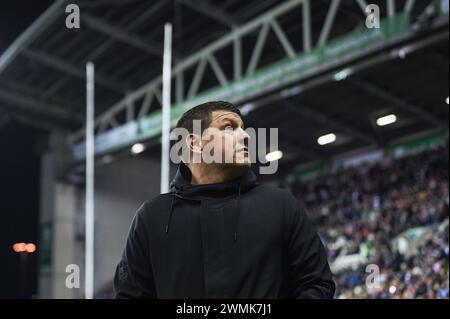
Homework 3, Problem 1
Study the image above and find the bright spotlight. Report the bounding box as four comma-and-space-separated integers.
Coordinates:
376, 114, 397, 127
131, 143, 145, 155
265, 150, 283, 162
317, 133, 336, 146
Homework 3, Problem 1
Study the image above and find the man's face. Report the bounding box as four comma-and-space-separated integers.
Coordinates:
200, 110, 251, 168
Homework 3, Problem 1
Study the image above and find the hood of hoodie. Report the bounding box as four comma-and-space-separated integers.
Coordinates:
169, 162, 259, 199
166, 163, 259, 242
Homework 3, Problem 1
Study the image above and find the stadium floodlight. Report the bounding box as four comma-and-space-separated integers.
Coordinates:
333, 69, 352, 81
131, 143, 146, 155
376, 114, 397, 127
265, 150, 283, 162
240, 103, 256, 116
446, 97, 449, 105
398, 48, 407, 59
317, 133, 336, 146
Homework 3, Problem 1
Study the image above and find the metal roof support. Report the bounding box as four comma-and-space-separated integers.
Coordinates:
188, 57, 208, 99
176, 72, 185, 104
404, 0, 416, 13
208, 54, 229, 86
0, 87, 82, 124
284, 101, 377, 146
69, 0, 445, 147
233, 33, 243, 80
270, 19, 296, 58
176, 0, 238, 28
76, 0, 306, 137
302, 0, 312, 52
126, 93, 135, 122
356, 0, 369, 13
246, 22, 271, 76
83, 13, 162, 57
138, 90, 155, 121
22, 49, 127, 93
318, 0, 342, 47
3, 80, 82, 110
0, 0, 67, 75
42, 2, 166, 99
11, 112, 71, 132
352, 80, 448, 129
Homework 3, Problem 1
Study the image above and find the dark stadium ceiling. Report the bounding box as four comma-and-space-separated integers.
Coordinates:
0, 0, 448, 177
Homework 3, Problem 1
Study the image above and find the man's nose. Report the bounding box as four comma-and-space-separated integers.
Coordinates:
237, 128, 250, 143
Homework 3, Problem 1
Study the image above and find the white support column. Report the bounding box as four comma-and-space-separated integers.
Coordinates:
161, 24, 173, 194
85, 62, 95, 299
52, 183, 78, 299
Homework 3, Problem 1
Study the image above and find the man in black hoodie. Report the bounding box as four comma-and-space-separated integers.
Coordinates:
114, 101, 335, 299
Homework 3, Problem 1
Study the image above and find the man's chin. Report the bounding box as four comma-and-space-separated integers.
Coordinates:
236, 162, 251, 169
223, 161, 251, 169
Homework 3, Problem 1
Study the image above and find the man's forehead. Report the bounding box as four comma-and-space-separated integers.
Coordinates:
211, 111, 242, 123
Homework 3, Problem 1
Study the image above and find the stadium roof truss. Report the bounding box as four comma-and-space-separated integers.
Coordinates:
0, 0, 448, 170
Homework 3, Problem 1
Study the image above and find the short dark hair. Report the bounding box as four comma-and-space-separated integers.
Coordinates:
174, 101, 242, 160
175, 101, 242, 136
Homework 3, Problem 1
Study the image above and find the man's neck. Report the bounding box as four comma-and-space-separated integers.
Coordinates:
188, 163, 247, 185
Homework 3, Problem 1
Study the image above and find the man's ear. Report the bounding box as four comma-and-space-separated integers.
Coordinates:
187, 134, 203, 164
186, 134, 202, 153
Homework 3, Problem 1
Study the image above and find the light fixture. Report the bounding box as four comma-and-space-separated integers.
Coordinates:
280, 86, 303, 98
240, 103, 256, 116
317, 133, 336, 146
13, 243, 26, 253
265, 150, 283, 162
376, 114, 397, 127
131, 143, 145, 155
25, 243, 37, 253
12, 243, 37, 254
398, 48, 407, 59
333, 69, 352, 81
101, 155, 114, 164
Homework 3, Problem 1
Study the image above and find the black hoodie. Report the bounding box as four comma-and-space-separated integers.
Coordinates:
114, 163, 335, 299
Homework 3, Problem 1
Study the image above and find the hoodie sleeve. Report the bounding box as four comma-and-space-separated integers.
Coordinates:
114, 203, 157, 298
285, 195, 336, 299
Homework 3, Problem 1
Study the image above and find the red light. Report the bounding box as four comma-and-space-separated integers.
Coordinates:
25, 243, 37, 253
13, 242, 37, 253
13, 243, 26, 253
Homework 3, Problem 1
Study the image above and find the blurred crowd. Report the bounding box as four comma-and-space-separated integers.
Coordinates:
285, 144, 449, 299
